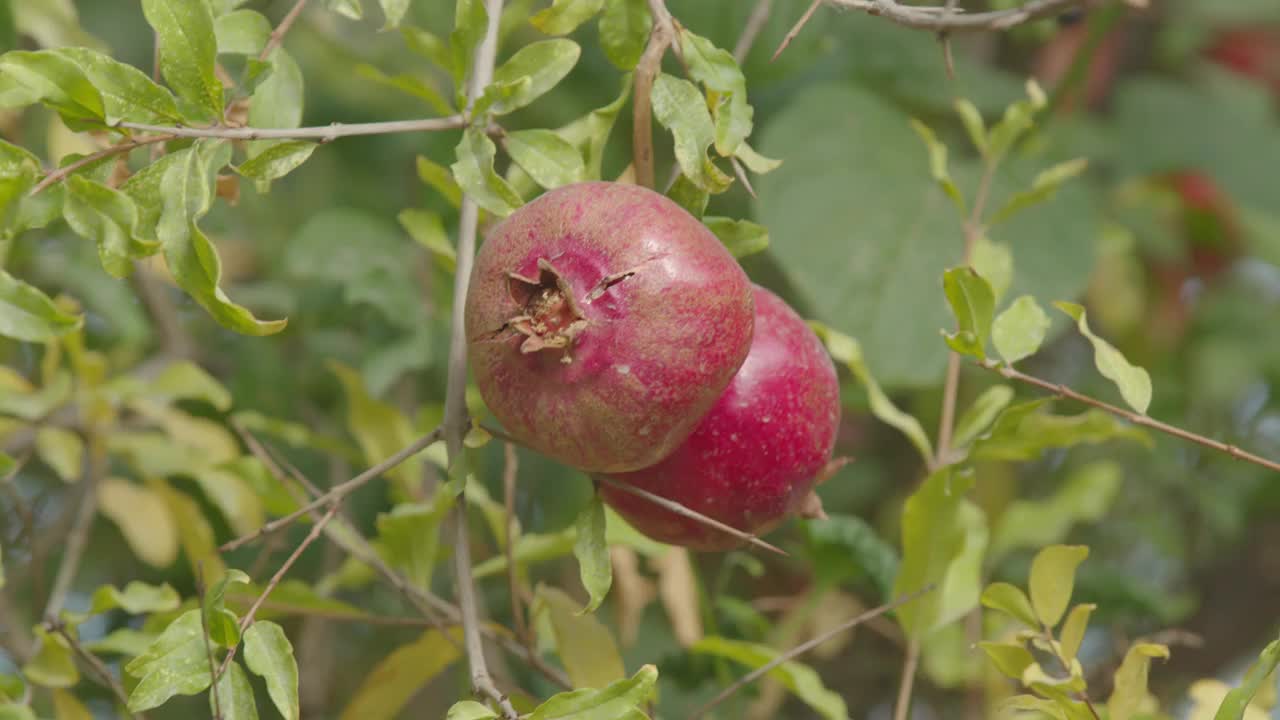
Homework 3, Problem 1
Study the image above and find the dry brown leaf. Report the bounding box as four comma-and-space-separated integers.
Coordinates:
651, 548, 702, 647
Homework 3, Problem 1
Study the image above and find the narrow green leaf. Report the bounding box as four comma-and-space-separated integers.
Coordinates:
416, 154, 463, 208
21, 628, 78, 689
679, 28, 751, 157
970, 236, 1012, 304
952, 385, 1014, 450
211, 661, 259, 720
90, 581, 180, 615
1028, 544, 1089, 628
378, 0, 410, 29
329, 361, 425, 497
892, 467, 978, 637
1055, 301, 1152, 414
246, 49, 304, 169
327, 0, 364, 20
402, 25, 451, 72
980, 582, 1038, 628
63, 174, 156, 277
909, 118, 964, 214
942, 266, 995, 360
702, 216, 768, 259
243, 621, 299, 720
953, 98, 987, 157
573, 493, 612, 615
813, 324, 933, 463
376, 496, 455, 590
33, 426, 81, 482
0, 269, 82, 342
472, 527, 576, 579
692, 637, 849, 720
215, 9, 271, 55
650, 73, 732, 193
987, 79, 1047, 162
446, 701, 499, 720
555, 72, 630, 180
449, 0, 487, 87
978, 641, 1035, 680
990, 461, 1121, 562
1107, 642, 1170, 720
451, 127, 522, 217
504, 128, 585, 189
0, 49, 103, 124
234, 140, 316, 181
481, 39, 580, 115
1059, 603, 1095, 663
125, 610, 212, 711
398, 209, 456, 272
52, 47, 181, 124
142, 0, 222, 119
530, 0, 603, 35
534, 585, 625, 689
993, 295, 1050, 365
1214, 636, 1280, 720
527, 665, 658, 720
972, 401, 1150, 462
734, 141, 782, 174
354, 64, 452, 116
598, 0, 649, 70
991, 158, 1089, 226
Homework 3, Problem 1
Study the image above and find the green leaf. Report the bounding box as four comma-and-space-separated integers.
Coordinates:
665, 173, 708, 218
952, 385, 1014, 450
598, 0, 649, 70
399, 209, 456, 272
0, 49, 103, 124
125, 610, 212, 711
376, 496, 455, 589
21, 628, 78, 688
402, 25, 451, 71
327, 0, 363, 20
0, 269, 82, 342
449, 0, 487, 87
651, 73, 732, 193
987, 79, 1047, 162
481, 39, 580, 116
573, 493, 612, 614
98, 478, 180, 568
215, 9, 271, 55
527, 665, 658, 720
990, 158, 1089, 226
980, 583, 1038, 627
243, 621, 299, 720
190, 466, 264, 536
158, 142, 287, 335
504, 128, 585, 189
802, 514, 900, 600
446, 701, 499, 720
203, 568, 250, 648
234, 141, 316, 181
154, 361, 232, 410
472, 527, 576, 579
909, 118, 964, 215
451, 127, 522, 217
555, 73, 630, 181
893, 467, 980, 637
416, 154, 463, 208
942, 266, 995, 360
977, 640, 1035, 680
1054, 302, 1152, 414
1214, 635, 1280, 720
82, 629, 156, 657
1059, 603, 1095, 663
530, 0, 603, 35
90, 581, 180, 615
953, 98, 987, 157
33, 426, 81, 482
692, 637, 849, 720
377, 0, 410, 29
534, 585, 625, 689
702, 216, 768, 259
51, 47, 181, 125
734, 142, 782, 174
329, 361, 425, 498
211, 661, 259, 720
990, 461, 1122, 562
1028, 545, 1089, 627
246, 49, 304, 166
142, 0, 222, 119
992, 295, 1050, 365
679, 29, 751, 157
970, 236, 1012, 304
972, 401, 1150, 462
63, 174, 156, 277
813, 324, 933, 463
1107, 642, 1170, 720
354, 64, 453, 116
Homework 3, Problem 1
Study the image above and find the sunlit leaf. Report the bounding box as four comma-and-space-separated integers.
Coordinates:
555, 72, 631, 180
141, 0, 222, 119
987, 79, 1047, 162
1213, 635, 1280, 720
1107, 642, 1170, 720
573, 493, 612, 614
125, 610, 212, 711
84, 628, 158, 657
34, 426, 81, 482
951, 385, 1014, 450
480, 39, 580, 116
327, 0, 363, 20
953, 98, 987, 157
0, 269, 82, 342
211, 661, 259, 720
416, 154, 463, 208
376, 494, 455, 589
992, 295, 1050, 365
330, 361, 424, 499
52, 47, 181, 124
1055, 301, 1152, 414
90, 581, 180, 615
598, 0, 649, 70
1029, 544, 1089, 628
650, 73, 732, 193
692, 637, 849, 720
534, 585, 626, 689
0, 49, 103, 124
1059, 603, 1095, 663
734, 142, 782, 174
446, 701, 499, 720
504, 128, 585, 189
977, 640, 1035, 680
339, 628, 463, 720
98, 478, 179, 568
527, 664, 658, 720
243, 621, 299, 720
377, 0, 410, 29
155, 480, 225, 584
531, 0, 603, 35
399, 208, 456, 272
942, 266, 995, 360
51, 689, 92, 720
980, 582, 1038, 628
702, 216, 768, 259
234, 141, 317, 181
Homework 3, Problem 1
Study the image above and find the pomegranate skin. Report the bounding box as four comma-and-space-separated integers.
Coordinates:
599, 285, 841, 551
465, 181, 754, 473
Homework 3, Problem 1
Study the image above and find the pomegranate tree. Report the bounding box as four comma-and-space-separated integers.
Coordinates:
599, 285, 842, 550
465, 181, 755, 473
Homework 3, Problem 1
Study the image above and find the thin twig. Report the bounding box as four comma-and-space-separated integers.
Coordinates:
733, 0, 774, 63
825, 0, 1088, 32
978, 360, 1280, 474
894, 638, 922, 720
772, 0, 822, 62
31, 135, 172, 195
43, 438, 103, 619
632, 0, 675, 189
218, 427, 443, 553
688, 586, 934, 720
595, 476, 788, 556
120, 115, 467, 142
501, 443, 530, 644
260, 0, 310, 61
46, 619, 144, 719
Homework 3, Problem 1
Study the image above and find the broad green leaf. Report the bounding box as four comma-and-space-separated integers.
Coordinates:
980, 583, 1038, 628
215, 9, 271, 55
34, 426, 81, 482
481, 39, 580, 115
90, 581, 180, 615
449, 0, 488, 87
451, 127, 522, 217
665, 173, 708, 218
246, 49, 304, 165
993, 295, 1050, 365
1059, 603, 1095, 663
416, 154, 463, 207
211, 661, 259, 720
339, 629, 463, 720
893, 467, 977, 637
244, 621, 299, 720
0, 270, 81, 342
402, 25, 451, 71
0, 139, 38, 228
527, 664, 658, 720
505, 128, 585, 189
990, 158, 1089, 226
447, 701, 499, 720
598, 0, 649, 70
803, 513, 899, 599
679, 29, 751, 157
330, 361, 425, 498
555, 73, 630, 180
142, 0, 222, 119
121, 150, 186, 243
952, 385, 1014, 450
651, 73, 732, 193
21, 628, 78, 688
98, 478, 179, 568
327, 0, 363, 20
125, 610, 212, 711
63, 174, 155, 277
1055, 302, 1152, 414
977, 640, 1035, 680
190, 466, 264, 536
702, 216, 768, 259
990, 461, 1122, 562
376, 495, 454, 589
1214, 635, 1280, 720
953, 98, 987, 157
534, 585, 625, 689
942, 266, 995, 360
378, 0, 410, 29
692, 637, 849, 720
203, 568, 250, 648
734, 142, 782, 174
972, 401, 1150, 462
0, 672, 20, 701
530, 0, 603, 35
1107, 642, 1170, 720
971, 236, 1012, 304
573, 493, 612, 614
234, 141, 317, 181
931, 500, 987, 633
399, 209, 456, 271
158, 143, 287, 335
909, 118, 964, 214
52, 47, 181, 125
813, 324, 933, 463
1028, 545, 1089, 627
0, 50, 103, 124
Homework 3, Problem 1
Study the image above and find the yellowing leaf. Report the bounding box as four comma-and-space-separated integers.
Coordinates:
330, 362, 422, 500
1107, 642, 1170, 720
339, 628, 463, 720
527, 665, 657, 720
98, 479, 179, 568
1055, 301, 1152, 414
534, 585, 625, 689
1059, 603, 1095, 663
1028, 545, 1089, 628
34, 427, 81, 482
22, 628, 78, 689
692, 636, 849, 720
980, 582, 1038, 628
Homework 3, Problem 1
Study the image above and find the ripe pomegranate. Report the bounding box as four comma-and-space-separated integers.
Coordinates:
598, 285, 841, 551
465, 181, 754, 473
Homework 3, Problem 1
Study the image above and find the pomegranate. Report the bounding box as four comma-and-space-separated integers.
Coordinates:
598, 285, 841, 550
465, 181, 754, 473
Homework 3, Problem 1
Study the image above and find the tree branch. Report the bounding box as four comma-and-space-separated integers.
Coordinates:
119, 115, 467, 142
46, 618, 144, 719
632, 0, 675, 189
733, 0, 773, 64
826, 0, 1089, 32
260, 0, 309, 61
31, 134, 172, 196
